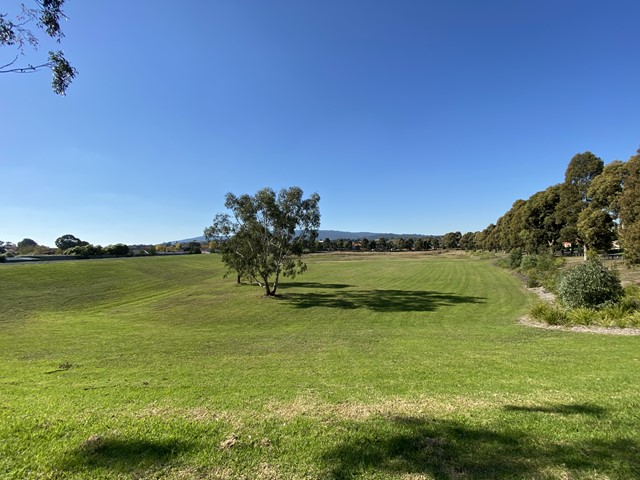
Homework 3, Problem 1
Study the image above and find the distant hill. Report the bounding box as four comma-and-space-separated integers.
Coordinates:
314, 230, 429, 241
171, 230, 433, 245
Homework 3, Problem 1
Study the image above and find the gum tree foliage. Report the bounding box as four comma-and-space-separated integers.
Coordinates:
619, 149, 640, 266
0, 0, 77, 94
204, 187, 321, 296
588, 160, 628, 221
442, 231, 462, 249
576, 206, 615, 257
521, 185, 563, 253
459, 231, 477, 251
557, 151, 604, 247
475, 149, 640, 262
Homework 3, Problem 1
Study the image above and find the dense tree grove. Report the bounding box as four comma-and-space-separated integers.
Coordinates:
470, 148, 640, 266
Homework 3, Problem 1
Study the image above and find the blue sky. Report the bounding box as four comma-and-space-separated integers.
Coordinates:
2, 0, 640, 246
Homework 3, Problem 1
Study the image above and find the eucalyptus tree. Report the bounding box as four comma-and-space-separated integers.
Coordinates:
557, 152, 604, 250
459, 232, 477, 251
577, 206, 615, 259
521, 185, 563, 253
588, 160, 627, 222
1, 0, 77, 94
204, 187, 321, 296
619, 150, 640, 265
442, 231, 462, 250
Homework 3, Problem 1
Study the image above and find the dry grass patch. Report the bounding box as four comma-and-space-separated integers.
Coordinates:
264, 394, 491, 421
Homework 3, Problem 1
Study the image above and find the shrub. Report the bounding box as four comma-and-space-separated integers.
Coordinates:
64, 245, 90, 257
520, 254, 538, 271
526, 273, 541, 288
104, 244, 130, 256
0, 254, 5, 263
508, 249, 523, 269
557, 260, 623, 309
600, 303, 635, 327
530, 302, 569, 325
623, 284, 640, 302
627, 311, 640, 328
517, 253, 563, 292
567, 307, 598, 326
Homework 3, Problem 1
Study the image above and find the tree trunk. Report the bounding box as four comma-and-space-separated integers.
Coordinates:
583, 244, 588, 261
262, 275, 273, 296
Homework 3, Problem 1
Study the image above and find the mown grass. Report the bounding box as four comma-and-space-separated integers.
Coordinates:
1, 253, 639, 479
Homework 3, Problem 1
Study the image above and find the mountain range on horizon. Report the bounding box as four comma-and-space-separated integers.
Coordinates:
172, 230, 438, 244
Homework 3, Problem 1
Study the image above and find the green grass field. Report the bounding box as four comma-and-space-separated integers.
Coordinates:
1, 253, 639, 479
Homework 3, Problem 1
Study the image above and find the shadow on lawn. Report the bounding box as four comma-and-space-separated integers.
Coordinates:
58, 436, 191, 475
323, 412, 639, 479
282, 286, 484, 312
279, 281, 353, 290
504, 403, 607, 417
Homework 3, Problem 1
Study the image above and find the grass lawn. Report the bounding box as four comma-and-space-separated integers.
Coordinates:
1, 253, 639, 479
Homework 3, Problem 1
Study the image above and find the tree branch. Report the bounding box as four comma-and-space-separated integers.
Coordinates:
0, 60, 51, 73
0, 54, 20, 70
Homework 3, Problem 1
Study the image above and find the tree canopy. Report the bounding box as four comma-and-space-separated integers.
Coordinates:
471, 147, 640, 265
204, 187, 321, 296
1, 0, 77, 94
55, 233, 87, 251
17, 237, 37, 254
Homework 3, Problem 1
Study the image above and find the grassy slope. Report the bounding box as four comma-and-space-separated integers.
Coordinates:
0, 254, 638, 479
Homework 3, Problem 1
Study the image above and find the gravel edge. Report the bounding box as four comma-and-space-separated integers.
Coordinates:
520, 286, 640, 336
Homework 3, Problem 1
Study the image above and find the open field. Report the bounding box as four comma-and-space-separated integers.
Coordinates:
1, 253, 639, 479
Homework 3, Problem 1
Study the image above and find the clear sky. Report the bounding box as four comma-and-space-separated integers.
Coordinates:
2, 0, 640, 246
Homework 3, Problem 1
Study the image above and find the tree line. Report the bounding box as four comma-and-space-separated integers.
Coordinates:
0, 234, 131, 259
315, 236, 444, 252
469, 148, 640, 265
301, 147, 640, 266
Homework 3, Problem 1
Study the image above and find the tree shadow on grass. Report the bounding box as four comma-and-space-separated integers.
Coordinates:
282, 287, 485, 313
504, 403, 607, 417
58, 435, 192, 476
322, 413, 639, 479
278, 281, 353, 290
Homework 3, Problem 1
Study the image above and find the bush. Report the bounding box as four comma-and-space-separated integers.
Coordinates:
600, 303, 634, 327
526, 273, 541, 288
0, 254, 5, 263
64, 244, 104, 257
104, 244, 130, 256
567, 307, 598, 326
520, 254, 537, 271
508, 249, 523, 269
64, 245, 90, 257
520, 253, 563, 292
557, 260, 623, 309
530, 302, 569, 325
